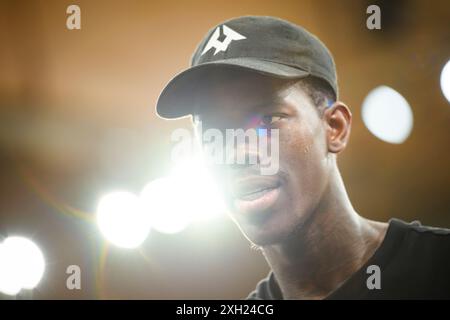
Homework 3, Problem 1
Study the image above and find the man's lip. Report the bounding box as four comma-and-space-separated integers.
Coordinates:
232, 185, 281, 218
231, 176, 282, 199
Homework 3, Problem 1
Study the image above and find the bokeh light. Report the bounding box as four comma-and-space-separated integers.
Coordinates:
440, 59, 450, 103
96, 191, 150, 248
140, 177, 192, 234
169, 156, 226, 222
140, 156, 226, 234
362, 86, 413, 144
0, 237, 45, 296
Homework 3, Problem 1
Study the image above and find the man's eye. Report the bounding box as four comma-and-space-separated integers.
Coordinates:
261, 115, 283, 126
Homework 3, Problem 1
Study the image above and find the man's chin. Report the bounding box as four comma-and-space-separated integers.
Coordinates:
234, 211, 311, 247
237, 220, 295, 247
246, 233, 287, 247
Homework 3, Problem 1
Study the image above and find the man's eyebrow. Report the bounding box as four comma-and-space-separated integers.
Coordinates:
250, 96, 285, 112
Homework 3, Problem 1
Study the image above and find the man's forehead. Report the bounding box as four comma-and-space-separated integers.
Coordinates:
193, 71, 291, 118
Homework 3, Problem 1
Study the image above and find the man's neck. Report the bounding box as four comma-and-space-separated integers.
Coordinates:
261, 170, 388, 300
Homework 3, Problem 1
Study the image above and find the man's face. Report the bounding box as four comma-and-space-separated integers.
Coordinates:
195, 72, 332, 246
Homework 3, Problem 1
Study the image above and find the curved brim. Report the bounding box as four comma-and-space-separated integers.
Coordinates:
156, 58, 310, 119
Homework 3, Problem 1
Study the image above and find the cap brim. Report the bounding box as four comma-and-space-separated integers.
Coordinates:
156, 58, 310, 120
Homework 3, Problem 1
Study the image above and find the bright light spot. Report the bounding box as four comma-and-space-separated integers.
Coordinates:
0, 237, 45, 296
140, 178, 192, 234
0, 243, 21, 296
96, 191, 150, 248
140, 156, 225, 234
169, 156, 225, 221
362, 86, 413, 144
440, 59, 450, 103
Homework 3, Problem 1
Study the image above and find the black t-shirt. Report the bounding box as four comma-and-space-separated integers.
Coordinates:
247, 218, 450, 299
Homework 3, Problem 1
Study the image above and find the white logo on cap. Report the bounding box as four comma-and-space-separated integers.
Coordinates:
201, 25, 246, 56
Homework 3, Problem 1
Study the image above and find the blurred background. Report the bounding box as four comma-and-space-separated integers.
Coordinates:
0, 0, 449, 299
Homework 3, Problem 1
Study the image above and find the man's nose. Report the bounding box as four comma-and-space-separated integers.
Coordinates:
225, 139, 261, 167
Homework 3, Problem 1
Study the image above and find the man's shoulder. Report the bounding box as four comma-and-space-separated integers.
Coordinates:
376, 218, 450, 266
372, 218, 450, 298
390, 218, 450, 249
394, 219, 450, 262
396, 218, 450, 235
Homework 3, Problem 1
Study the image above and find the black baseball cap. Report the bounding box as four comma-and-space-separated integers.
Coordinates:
156, 15, 338, 119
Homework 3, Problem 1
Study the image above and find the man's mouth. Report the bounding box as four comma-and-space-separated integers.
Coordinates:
231, 176, 282, 217
237, 187, 277, 201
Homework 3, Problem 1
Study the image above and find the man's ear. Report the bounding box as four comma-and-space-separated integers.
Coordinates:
323, 102, 352, 154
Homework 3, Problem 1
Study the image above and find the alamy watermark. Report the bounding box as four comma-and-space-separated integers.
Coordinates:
171, 123, 280, 175
366, 5, 381, 30
66, 265, 81, 290
366, 264, 381, 290
66, 5, 81, 30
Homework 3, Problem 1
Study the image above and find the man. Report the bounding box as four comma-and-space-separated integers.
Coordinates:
156, 16, 450, 299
